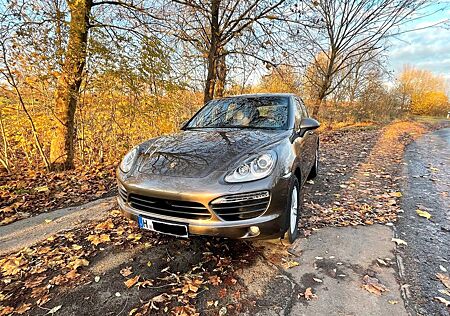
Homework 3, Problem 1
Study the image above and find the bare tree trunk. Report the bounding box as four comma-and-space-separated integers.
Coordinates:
312, 51, 335, 117
311, 99, 320, 117
0, 109, 10, 173
215, 46, 226, 98
215, 49, 226, 98
50, 0, 92, 170
312, 90, 327, 117
203, 0, 220, 103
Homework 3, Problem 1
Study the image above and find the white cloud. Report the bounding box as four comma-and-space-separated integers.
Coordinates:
388, 25, 450, 81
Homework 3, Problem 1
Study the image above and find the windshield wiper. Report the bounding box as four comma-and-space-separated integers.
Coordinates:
186, 125, 280, 130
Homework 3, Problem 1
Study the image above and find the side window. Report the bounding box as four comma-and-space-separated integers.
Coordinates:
294, 98, 303, 129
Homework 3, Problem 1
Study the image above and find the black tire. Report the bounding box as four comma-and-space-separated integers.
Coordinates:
308, 145, 319, 180
285, 177, 302, 244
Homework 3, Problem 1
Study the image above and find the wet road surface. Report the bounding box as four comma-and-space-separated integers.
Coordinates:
397, 128, 450, 315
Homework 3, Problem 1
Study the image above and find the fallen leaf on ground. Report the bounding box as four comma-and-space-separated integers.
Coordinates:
0, 306, 14, 316
120, 266, 133, 277
65, 269, 80, 280
209, 275, 222, 286
35, 185, 49, 192
304, 287, 317, 300
47, 305, 62, 314
137, 280, 154, 288
434, 297, 450, 306
0, 256, 27, 275
377, 258, 389, 266
283, 259, 300, 269
67, 258, 89, 270
389, 192, 402, 198
15, 303, 32, 314
438, 289, 450, 297
416, 209, 432, 220
71, 244, 82, 250
436, 273, 450, 289
151, 293, 171, 303
218, 288, 227, 298
313, 278, 323, 283
362, 275, 388, 296
392, 238, 407, 246
86, 234, 110, 246
124, 275, 140, 288
95, 218, 114, 230
181, 279, 203, 294
127, 233, 142, 241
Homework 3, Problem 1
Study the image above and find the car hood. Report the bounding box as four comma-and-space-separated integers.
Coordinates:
135, 129, 288, 178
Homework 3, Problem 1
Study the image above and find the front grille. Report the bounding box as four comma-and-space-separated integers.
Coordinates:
128, 193, 211, 220
210, 191, 270, 221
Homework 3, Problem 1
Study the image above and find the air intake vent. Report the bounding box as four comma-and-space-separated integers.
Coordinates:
210, 191, 270, 221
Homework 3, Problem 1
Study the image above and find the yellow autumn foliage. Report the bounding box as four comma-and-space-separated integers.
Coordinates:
398, 65, 449, 116
411, 91, 448, 116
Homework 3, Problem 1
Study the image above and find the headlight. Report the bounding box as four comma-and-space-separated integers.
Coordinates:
120, 147, 139, 173
225, 151, 277, 183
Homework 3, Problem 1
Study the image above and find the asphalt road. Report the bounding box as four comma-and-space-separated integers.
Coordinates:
397, 128, 450, 315
0, 197, 115, 255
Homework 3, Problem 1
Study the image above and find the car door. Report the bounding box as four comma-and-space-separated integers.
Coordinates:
299, 99, 318, 171
292, 98, 310, 182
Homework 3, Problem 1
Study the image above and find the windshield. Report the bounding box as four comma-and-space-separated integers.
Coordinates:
186, 96, 290, 130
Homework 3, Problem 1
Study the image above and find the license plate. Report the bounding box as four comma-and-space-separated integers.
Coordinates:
138, 216, 188, 238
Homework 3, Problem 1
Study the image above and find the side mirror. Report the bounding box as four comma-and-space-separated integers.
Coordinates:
180, 120, 188, 130
298, 118, 320, 137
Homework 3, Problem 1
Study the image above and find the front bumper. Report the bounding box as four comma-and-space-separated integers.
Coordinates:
117, 173, 292, 239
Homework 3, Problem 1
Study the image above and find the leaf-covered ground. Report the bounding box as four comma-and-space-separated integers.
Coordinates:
0, 164, 116, 226
0, 211, 264, 316
1, 119, 448, 315
302, 119, 448, 231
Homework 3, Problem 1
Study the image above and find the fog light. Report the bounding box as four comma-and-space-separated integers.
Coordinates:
249, 226, 260, 236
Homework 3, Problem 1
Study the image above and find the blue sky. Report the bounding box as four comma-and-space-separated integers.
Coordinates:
388, 3, 450, 84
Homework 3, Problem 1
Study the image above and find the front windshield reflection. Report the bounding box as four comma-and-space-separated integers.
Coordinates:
187, 96, 289, 130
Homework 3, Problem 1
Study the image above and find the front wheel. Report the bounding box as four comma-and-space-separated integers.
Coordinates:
285, 177, 302, 243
